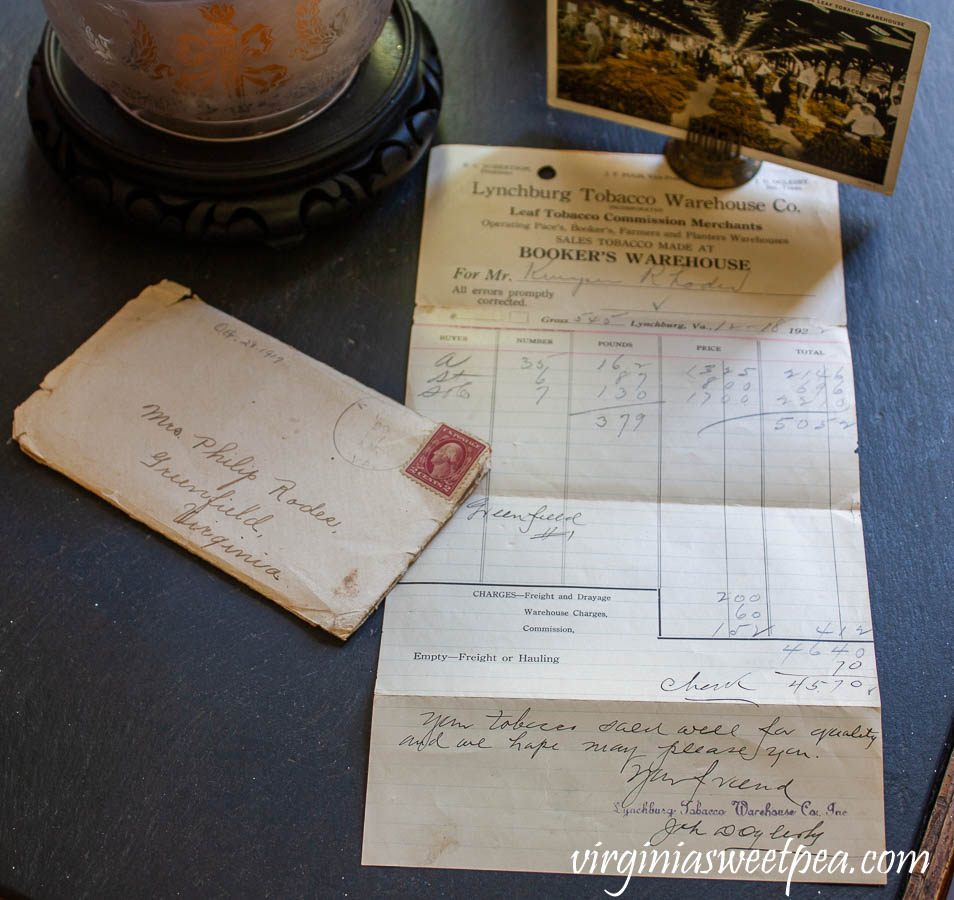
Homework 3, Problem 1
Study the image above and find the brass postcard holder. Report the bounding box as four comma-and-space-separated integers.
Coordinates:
665, 117, 761, 189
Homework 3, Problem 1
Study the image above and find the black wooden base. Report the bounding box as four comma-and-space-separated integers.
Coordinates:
27, 0, 442, 247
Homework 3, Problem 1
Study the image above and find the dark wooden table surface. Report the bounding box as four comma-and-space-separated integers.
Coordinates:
1, 1, 951, 898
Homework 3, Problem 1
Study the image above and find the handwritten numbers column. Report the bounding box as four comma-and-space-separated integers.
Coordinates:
717, 344, 771, 637
406, 326, 498, 583
758, 340, 857, 640
563, 333, 661, 589
657, 336, 769, 638
820, 361, 872, 643
477, 329, 573, 584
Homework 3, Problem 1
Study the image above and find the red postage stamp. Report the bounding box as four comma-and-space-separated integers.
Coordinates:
404, 424, 488, 498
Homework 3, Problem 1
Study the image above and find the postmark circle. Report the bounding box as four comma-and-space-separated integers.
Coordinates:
332, 398, 405, 471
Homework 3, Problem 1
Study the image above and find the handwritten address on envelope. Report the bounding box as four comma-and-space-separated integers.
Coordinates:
13, 280, 489, 639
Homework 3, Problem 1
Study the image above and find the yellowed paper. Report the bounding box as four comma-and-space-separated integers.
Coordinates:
362, 146, 884, 883
366, 696, 884, 885
13, 280, 489, 639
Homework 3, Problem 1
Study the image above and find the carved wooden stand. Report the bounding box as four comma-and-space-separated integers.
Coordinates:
27, 0, 442, 247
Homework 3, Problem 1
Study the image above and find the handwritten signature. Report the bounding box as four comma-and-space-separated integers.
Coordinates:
523, 259, 750, 296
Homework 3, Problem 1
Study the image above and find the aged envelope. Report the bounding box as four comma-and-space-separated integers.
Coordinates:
12, 280, 489, 639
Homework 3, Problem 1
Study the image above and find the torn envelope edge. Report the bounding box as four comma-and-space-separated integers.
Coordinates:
11, 279, 491, 640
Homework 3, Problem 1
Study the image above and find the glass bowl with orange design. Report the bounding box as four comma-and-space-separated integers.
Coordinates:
40, 0, 394, 140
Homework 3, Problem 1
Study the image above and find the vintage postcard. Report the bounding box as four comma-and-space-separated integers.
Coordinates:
13, 281, 489, 640
547, 0, 929, 193
362, 146, 885, 883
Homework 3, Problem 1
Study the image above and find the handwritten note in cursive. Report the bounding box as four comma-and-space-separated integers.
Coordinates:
522, 258, 751, 297
137, 402, 347, 583
364, 695, 885, 884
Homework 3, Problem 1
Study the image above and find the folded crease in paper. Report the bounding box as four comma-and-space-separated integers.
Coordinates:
361, 145, 885, 883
